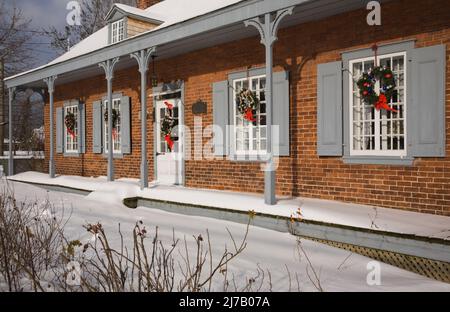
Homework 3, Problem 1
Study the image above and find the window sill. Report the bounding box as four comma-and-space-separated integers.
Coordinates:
343, 156, 414, 166
63, 152, 81, 158
229, 153, 269, 162
102, 153, 124, 159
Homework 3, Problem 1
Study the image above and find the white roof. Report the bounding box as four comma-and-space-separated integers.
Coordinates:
146, 0, 243, 29
7, 0, 244, 81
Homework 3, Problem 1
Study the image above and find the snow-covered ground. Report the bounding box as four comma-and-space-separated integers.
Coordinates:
4, 178, 450, 292
10, 172, 450, 240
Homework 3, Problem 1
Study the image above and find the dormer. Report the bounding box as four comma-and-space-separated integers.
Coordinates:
105, 4, 163, 44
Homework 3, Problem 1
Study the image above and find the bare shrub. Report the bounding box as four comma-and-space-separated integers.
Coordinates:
0, 183, 264, 292
0, 183, 68, 291
0, 182, 316, 292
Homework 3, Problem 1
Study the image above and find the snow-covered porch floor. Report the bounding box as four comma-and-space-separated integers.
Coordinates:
9, 171, 450, 242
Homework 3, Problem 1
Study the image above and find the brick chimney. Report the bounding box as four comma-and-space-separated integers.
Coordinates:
137, 0, 162, 10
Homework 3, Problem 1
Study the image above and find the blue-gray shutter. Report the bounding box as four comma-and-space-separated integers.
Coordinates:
212, 80, 229, 156
273, 71, 290, 156
56, 107, 63, 153
317, 61, 343, 156
92, 101, 102, 154
120, 96, 131, 154
78, 102, 86, 153
411, 44, 446, 157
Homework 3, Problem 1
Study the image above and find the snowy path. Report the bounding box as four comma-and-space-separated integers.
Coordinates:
4, 179, 450, 292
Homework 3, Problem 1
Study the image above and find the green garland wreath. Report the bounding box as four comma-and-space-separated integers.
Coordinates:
357, 66, 396, 107
64, 112, 76, 134
104, 108, 120, 129
161, 115, 177, 137
236, 89, 259, 122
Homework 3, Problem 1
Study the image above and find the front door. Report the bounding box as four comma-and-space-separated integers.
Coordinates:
155, 98, 183, 185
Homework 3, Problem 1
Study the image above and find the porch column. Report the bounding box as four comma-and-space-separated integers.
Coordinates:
130, 47, 156, 189
7, 87, 15, 176
99, 58, 120, 182
245, 7, 294, 205
44, 76, 58, 178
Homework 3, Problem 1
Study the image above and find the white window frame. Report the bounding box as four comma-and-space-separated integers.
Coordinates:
103, 98, 122, 154
111, 19, 125, 44
232, 74, 268, 156
349, 51, 407, 157
64, 104, 78, 153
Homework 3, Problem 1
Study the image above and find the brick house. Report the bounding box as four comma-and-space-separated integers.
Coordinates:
4, 0, 449, 215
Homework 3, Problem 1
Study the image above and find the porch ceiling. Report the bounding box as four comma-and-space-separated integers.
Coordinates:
8, 0, 378, 90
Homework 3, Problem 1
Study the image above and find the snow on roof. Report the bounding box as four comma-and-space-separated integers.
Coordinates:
52, 26, 109, 65
6, 0, 244, 81
146, 0, 244, 29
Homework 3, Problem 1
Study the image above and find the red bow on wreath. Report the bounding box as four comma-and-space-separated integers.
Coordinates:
244, 108, 256, 122
374, 94, 398, 113
164, 101, 173, 110
165, 134, 174, 151
67, 128, 76, 139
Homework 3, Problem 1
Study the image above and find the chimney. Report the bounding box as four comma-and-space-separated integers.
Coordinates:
137, 0, 162, 10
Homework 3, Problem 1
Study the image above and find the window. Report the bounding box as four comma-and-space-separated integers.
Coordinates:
64, 105, 78, 153
111, 19, 125, 44
349, 52, 406, 156
103, 98, 121, 153
233, 75, 267, 155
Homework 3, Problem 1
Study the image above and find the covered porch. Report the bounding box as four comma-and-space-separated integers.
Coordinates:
4, 0, 379, 205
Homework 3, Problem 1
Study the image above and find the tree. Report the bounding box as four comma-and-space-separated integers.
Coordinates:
0, 2, 36, 155
44, 0, 137, 54
0, 2, 34, 75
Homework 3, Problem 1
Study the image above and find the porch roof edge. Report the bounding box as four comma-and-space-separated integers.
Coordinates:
5, 0, 316, 88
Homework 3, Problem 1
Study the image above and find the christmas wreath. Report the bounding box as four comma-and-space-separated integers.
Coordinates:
236, 89, 260, 122
357, 66, 397, 112
104, 108, 120, 139
161, 101, 178, 152
64, 112, 76, 138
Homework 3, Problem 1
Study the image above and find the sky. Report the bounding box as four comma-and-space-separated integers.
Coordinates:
8, 0, 70, 68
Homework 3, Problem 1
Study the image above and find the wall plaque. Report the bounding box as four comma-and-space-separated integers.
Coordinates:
192, 100, 207, 115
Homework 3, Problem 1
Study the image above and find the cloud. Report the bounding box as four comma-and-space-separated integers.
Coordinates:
16, 0, 68, 30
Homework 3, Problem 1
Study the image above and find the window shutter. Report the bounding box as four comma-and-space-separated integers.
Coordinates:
212, 80, 229, 156
121, 96, 131, 154
317, 61, 343, 156
78, 102, 86, 153
410, 44, 446, 157
56, 107, 63, 153
273, 71, 290, 156
92, 101, 103, 154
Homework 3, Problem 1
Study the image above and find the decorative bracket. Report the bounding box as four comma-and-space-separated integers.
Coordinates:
130, 47, 156, 74
244, 7, 294, 47
43, 75, 58, 94
99, 57, 120, 81
8, 87, 16, 102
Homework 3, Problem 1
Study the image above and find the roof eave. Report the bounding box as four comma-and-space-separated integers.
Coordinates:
5, 0, 372, 88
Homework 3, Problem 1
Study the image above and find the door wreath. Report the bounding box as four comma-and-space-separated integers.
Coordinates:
357, 66, 397, 113
161, 101, 178, 152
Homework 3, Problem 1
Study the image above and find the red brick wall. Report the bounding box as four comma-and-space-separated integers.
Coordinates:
44, 0, 450, 215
